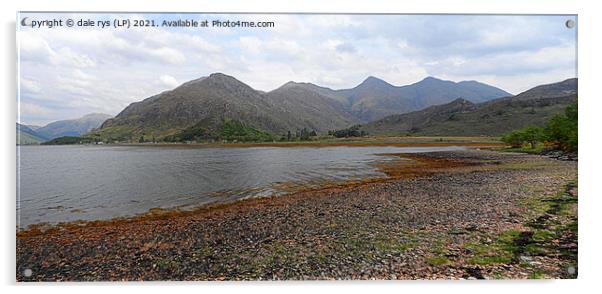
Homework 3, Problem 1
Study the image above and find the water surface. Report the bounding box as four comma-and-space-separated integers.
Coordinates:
17, 145, 465, 228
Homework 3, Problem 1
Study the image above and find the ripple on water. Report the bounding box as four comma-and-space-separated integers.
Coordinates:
17, 145, 466, 228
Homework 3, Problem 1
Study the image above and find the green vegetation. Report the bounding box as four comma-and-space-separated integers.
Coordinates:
41, 136, 94, 145
47, 120, 277, 144
87, 125, 138, 143
154, 257, 180, 272
426, 256, 451, 266
329, 124, 367, 138
501, 101, 577, 152
463, 181, 578, 278
279, 128, 318, 142
36, 133, 502, 146
163, 124, 213, 142
528, 271, 547, 279
220, 120, 275, 142
464, 230, 519, 265
164, 119, 275, 143
501, 125, 544, 149
545, 101, 577, 151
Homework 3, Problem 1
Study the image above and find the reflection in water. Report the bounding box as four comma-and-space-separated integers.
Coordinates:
17, 145, 465, 228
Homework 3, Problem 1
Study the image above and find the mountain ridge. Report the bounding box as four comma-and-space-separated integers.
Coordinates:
296, 75, 512, 122
36, 113, 112, 140
97, 73, 360, 141
92, 73, 561, 141
362, 78, 577, 136
17, 113, 112, 144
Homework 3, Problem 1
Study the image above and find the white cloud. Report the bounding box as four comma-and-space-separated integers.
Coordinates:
19, 102, 51, 116
159, 75, 179, 88
20, 78, 41, 94
239, 36, 262, 53
19, 32, 96, 68
397, 40, 409, 50
53, 47, 96, 68
425, 43, 575, 86
148, 47, 186, 65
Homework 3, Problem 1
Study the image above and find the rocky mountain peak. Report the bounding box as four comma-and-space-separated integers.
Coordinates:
357, 76, 393, 88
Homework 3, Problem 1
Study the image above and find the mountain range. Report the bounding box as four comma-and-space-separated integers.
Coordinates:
317, 76, 511, 122
94, 73, 511, 141
23, 74, 576, 144
361, 78, 577, 136
17, 113, 112, 145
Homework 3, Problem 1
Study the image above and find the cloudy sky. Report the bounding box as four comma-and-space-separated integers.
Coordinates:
18, 13, 577, 125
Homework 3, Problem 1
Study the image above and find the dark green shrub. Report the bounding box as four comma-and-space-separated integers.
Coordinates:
544, 102, 577, 152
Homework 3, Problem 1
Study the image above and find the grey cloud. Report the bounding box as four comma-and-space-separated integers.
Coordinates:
335, 42, 356, 53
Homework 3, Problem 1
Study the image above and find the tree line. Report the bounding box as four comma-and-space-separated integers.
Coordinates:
328, 125, 367, 138
501, 101, 577, 152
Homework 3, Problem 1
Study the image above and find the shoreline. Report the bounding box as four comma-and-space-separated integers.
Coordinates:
17, 149, 577, 280
28, 136, 503, 148
17, 152, 472, 237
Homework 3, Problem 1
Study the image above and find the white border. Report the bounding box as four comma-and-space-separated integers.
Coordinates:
3, 0, 601, 293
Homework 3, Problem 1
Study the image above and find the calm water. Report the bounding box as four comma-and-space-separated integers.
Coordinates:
17, 145, 465, 228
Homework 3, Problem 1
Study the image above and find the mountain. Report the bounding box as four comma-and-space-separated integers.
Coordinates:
265, 82, 358, 131
322, 76, 511, 122
17, 123, 46, 145
92, 73, 514, 141
499, 78, 577, 101
96, 73, 358, 141
35, 113, 112, 140
335, 77, 416, 122
362, 78, 577, 136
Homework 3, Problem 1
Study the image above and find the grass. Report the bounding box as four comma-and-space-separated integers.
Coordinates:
231, 218, 422, 277
426, 256, 451, 266
462, 180, 578, 277
231, 219, 421, 277
192, 245, 213, 261
519, 193, 555, 217
464, 230, 519, 266
154, 257, 180, 271
469, 255, 513, 266
528, 271, 547, 279
531, 229, 556, 242
373, 234, 416, 253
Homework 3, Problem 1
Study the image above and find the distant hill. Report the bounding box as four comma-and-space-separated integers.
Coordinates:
301, 76, 511, 122
362, 78, 577, 136
35, 113, 112, 140
16, 123, 46, 145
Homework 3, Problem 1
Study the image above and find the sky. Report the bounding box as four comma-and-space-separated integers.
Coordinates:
17, 13, 577, 126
